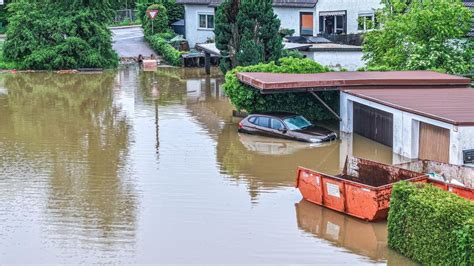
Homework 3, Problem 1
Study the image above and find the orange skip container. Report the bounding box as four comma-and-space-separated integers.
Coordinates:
296, 156, 428, 221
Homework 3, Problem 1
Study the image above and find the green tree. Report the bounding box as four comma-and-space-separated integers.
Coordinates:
362, 0, 473, 74
215, 0, 283, 73
142, 4, 169, 36
137, 0, 183, 25
3, 0, 118, 70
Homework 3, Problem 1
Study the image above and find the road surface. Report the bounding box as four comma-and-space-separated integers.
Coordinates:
111, 26, 156, 58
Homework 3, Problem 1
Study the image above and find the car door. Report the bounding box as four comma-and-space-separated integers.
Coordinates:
270, 118, 288, 139
253, 116, 273, 137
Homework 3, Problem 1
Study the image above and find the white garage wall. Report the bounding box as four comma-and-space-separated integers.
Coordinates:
340, 92, 473, 165
303, 50, 365, 71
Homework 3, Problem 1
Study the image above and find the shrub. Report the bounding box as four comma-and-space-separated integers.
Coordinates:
146, 34, 183, 66
142, 4, 169, 36
363, 0, 473, 74
137, 0, 184, 26
223, 57, 338, 121
388, 182, 474, 265
3, 1, 118, 70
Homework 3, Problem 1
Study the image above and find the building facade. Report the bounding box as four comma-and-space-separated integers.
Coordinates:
177, 0, 382, 47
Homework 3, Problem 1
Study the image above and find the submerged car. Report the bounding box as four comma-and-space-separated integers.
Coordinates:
238, 112, 337, 143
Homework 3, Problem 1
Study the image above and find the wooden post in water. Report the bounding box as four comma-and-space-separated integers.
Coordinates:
204, 51, 211, 75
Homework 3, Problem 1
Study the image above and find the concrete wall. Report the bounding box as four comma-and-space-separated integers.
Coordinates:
273, 7, 316, 36
316, 0, 382, 33
340, 92, 474, 165
184, 5, 216, 47
303, 50, 364, 70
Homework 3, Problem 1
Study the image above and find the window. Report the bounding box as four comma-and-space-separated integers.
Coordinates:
271, 119, 284, 130
248, 116, 257, 124
300, 12, 314, 36
319, 11, 347, 35
283, 116, 312, 130
256, 117, 270, 128
199, 14, 214, 29
358, 14, 375, 31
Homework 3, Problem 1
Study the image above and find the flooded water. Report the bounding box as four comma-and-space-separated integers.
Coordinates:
0, 66, 414, 264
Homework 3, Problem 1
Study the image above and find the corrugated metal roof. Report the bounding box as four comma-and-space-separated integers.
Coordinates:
343, 88, 474, 126
176, 0, 317, 8
236, 71, 471, 92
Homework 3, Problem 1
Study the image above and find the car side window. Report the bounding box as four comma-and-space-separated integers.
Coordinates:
256, 116, 270, 128
248, 116, 257, 124
271, 119, 284, 130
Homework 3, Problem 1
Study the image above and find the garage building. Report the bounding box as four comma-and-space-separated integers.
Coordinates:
237, 71, 474, 165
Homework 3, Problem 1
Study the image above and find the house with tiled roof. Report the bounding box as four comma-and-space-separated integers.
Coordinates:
176, 0, 382, 47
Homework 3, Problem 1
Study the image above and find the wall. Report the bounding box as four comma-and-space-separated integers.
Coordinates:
303, 50, 364, 71
340, 92, 474, 165
273, 7, 317, 36
184, 5, 216, 48
316, 0, 382, 33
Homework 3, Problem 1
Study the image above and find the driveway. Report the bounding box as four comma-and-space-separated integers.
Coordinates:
111, 26, 156, 58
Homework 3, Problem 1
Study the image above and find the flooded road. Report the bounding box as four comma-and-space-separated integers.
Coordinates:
0, 66, 414, 264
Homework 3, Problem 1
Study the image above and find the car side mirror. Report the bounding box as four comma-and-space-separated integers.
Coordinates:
278, 127, 287, 133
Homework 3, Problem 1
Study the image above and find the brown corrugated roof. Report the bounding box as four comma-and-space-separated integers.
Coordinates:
236, 71, 471, 92
343, 88, 474, 126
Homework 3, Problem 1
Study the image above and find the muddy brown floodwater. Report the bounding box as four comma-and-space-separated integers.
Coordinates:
0, 66, 416, 264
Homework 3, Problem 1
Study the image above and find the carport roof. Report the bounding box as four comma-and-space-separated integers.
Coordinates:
236, 71, 471, 92
343, 88, 474, 126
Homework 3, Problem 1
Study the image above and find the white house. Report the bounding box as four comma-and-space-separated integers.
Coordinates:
176, 0, 382, 47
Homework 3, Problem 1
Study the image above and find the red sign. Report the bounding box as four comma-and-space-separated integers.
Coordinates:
146, 9, 159, 20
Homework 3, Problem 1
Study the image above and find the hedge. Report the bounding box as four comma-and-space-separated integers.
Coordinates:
223, 57, 338, 121
142, 4, 183, 67
146, 34, 183, 66
388, 182, 474, 265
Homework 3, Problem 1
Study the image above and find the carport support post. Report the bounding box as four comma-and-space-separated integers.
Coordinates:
310, 91, 341, 121
204, 51, 211, 75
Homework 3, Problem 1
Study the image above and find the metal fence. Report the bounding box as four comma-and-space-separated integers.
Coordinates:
114, 9, 138, 23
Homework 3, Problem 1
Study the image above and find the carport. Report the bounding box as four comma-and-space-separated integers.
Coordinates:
236, 70, 474, 165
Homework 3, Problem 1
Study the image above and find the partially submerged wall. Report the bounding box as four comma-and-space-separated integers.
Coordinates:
340, 92, 474, 165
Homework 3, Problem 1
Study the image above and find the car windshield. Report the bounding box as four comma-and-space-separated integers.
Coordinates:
283, 115, 312, 130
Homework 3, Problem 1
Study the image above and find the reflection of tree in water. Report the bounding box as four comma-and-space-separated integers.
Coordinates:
295, 200, 416, 265
216, 123, 341, 201
2, 72, 136, 247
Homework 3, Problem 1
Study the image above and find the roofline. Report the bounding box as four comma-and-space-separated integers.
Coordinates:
308, 46, 362, 52
342, 90, 474, 126
236, 71, 472, 91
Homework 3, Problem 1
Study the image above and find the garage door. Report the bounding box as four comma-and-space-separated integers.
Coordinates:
419, 122, 450, 163
353, 102, 393, 147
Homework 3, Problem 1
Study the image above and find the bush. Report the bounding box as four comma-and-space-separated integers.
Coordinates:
3, 1, 118, 70
142, 4, 169, 36
223, 57, 338, 121
142, 3, 183, 66
146, 34, 183, 66
137, 0, 184, 26
388, 182, 474, 265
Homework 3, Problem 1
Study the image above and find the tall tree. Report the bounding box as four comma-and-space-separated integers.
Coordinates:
137, 0, 184, 25
215, 0, 283, 73
363, 0, 472, 74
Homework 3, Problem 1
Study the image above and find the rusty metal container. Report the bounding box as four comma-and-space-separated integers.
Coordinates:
395, 160, 474, 200
296, 156, 428, 221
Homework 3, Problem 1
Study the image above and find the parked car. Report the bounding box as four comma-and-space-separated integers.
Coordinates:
238, 112, 337, 143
